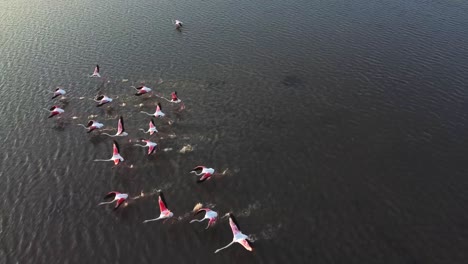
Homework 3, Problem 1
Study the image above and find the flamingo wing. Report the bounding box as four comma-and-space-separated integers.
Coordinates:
190, 166, 205, 173
197, 173, 212, 183
104, 192, 118, 200
113, 140, 120, 155
158, 192, 168, 213
239, 239, 253, 251
117, 116, 124, 134
114, 198, 126, 210
148, 144, 156, 155
229, 214, 241, 235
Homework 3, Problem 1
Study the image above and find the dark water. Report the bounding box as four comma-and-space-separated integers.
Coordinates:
1, 0, 468, 263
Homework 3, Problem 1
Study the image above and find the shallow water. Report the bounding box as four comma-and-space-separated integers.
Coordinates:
1, 0, 468, 263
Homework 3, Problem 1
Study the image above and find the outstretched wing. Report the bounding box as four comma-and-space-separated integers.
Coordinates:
104, 191, 118, 200
114, 198, 126, 210
113, 140, 120, 155
197, 173, 211, 183
229, 214, 241, 235
158, 192, 168, 213
117, 116, 124, 134
190, 166, 204, 173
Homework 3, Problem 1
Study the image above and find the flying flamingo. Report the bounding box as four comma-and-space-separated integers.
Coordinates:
78, 120, 104, 133
139, 119, 158, 135
134, 139, 157, 155
140, 102, 165, 118
132, 85, 152, 96
46, 106, 64, 118
90, 65, 101, 77
190, 166, 215, 183
214, 214, 253, 253
102, 116, 128, 137
52, 88, 66, 99
94, 140, 124, 165
173, 19, 183, 29
98, 191, 128, 210
159, 91, 185, 110
143, 191, 174, 223
93, 95, 113, 107
190, 203, 218, 229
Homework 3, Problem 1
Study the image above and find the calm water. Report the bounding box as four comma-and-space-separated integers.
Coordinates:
1, 0, 468, 263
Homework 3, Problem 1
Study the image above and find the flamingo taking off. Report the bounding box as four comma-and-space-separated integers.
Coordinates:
214, 214, 253, 253
78, 120, 104, 133
143, 191, 173, 223
140, 102, 165, 118
139, 119, 158, 135
94, 140, 124, 165
91, 65, 101, 77
52, 88, 66, 99
98, 191, 128, 210
133, 85, 152, 96
190, 204, 218, 229
94, 95, 113, 107
190, 166, 215, 183
46, 106, 64, 118
102, 116, 128, 137
134, 139, 157, 155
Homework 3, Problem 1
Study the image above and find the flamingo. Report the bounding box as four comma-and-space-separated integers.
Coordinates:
134, 139, 157, 155
46, 106, 64, 118
94, 140, 124, 165
159, 91, 185, 107
139, 119, 158, 135
98, 191, 128, 210
214, 214, 253, 253
140, 102, 165, 118
91, 65, 101, 77
78, 120, 104, 133
174, 19, 183, 28
190, 204, 218, 229
52, 88, 66, 99
102, 116, 128, 137
143, 191, 173, 223
132, 85, 152, 96
190, 166, 215, 183
94, 95, 113, 107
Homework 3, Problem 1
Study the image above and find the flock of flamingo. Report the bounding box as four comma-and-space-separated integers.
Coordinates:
45, 20, 253, 254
